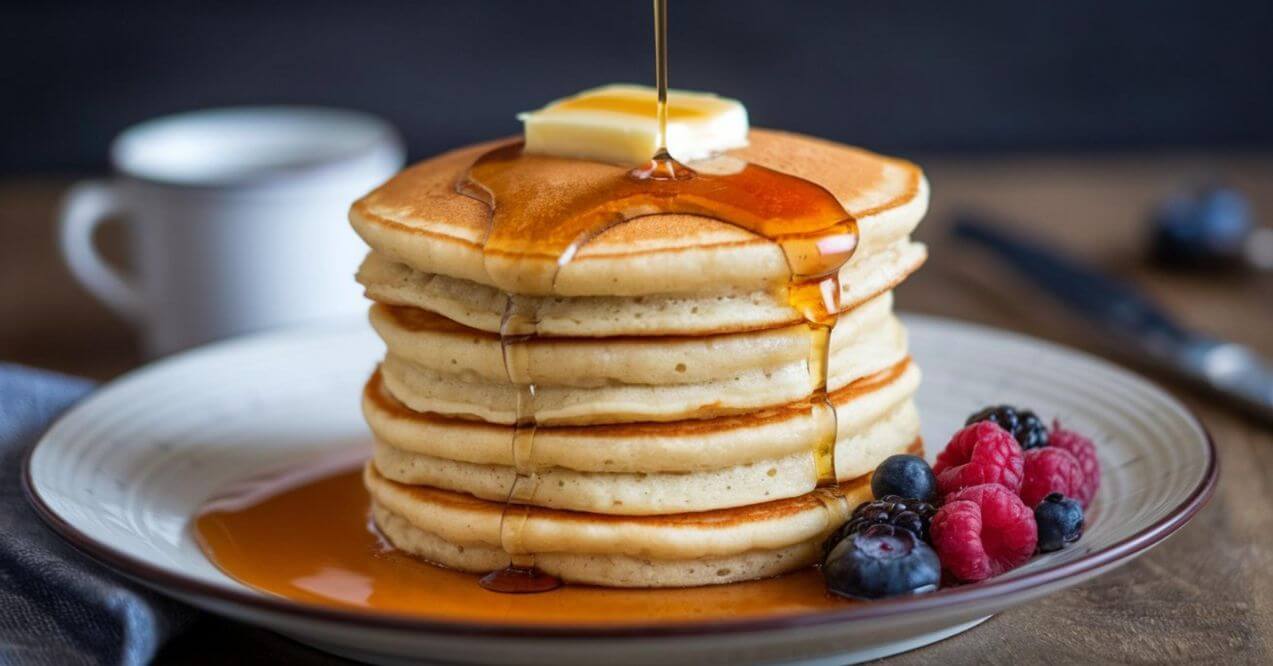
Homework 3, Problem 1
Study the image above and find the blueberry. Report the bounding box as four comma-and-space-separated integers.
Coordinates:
1034, 493, 1084, 552
823, 524, 941, 600
1150, 185, 1252, 269
871, 454, 937, 502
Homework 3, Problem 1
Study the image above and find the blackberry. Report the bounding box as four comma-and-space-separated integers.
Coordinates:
822, 495, 937, 557
966, 404, 1049, 449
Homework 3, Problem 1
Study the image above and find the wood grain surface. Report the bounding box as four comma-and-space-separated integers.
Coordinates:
2, 154, 1270, 663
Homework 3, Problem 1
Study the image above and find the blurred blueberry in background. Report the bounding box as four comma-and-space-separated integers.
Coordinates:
1149, 186, 1253, 270
1149, 186, 1273, 272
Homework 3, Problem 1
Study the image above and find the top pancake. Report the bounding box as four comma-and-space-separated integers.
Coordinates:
350, 129, 927, 297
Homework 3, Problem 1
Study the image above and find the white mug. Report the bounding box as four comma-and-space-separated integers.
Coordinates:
59, 107, 404, 357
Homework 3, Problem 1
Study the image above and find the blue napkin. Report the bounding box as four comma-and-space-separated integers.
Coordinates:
0, 363, 195, 666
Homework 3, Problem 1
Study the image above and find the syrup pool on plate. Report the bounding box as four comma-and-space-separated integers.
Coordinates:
194, 455, 867, 623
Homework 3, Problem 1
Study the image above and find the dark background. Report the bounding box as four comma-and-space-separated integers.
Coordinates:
4, 0, 1273, 173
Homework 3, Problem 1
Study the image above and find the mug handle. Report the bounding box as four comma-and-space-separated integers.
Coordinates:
58, 181, 144, 322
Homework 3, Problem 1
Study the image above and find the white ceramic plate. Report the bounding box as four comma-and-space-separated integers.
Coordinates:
25, 315, 1216, 665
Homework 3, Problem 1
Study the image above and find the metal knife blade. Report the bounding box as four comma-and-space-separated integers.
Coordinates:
953, 216, 1273, 425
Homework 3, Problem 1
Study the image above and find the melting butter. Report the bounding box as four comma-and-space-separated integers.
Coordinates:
518, 83, 748, 165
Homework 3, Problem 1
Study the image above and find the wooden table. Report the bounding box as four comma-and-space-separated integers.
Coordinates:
3, 155, 1271, 663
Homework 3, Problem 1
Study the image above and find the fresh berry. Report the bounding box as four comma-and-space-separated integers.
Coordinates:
823, 496, 937, 556
1019, 447, 1086, 508
1150, 185, 1253, 270
871, 454, 937, 502
930, 484, 1038, 582
1035, 493, 1084, 552
1048, 421, 1100, 507
966, 405, 1049, 449
932, 422, 1025, 497
823, 524, 941, 599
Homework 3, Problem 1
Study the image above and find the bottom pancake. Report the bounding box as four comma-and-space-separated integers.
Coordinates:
372, 504, 819, 588
366, 438, 919, 588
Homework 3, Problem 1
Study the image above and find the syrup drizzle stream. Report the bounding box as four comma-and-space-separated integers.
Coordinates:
652, 0, 671, 159
462, 0, 856, 593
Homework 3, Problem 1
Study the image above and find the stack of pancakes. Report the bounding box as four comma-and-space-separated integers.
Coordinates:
351, 129, 929, 587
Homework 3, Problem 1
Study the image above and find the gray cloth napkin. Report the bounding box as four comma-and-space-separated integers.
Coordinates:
0, 363, 195, 666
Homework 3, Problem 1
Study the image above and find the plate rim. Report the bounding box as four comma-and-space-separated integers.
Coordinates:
22, 314, 1219, 639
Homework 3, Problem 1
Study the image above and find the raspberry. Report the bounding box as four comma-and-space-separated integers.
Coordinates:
932, 422, 1024, 497
931, 484, 1038, 582
1048, 421, 1100, 507
1019, 447, 1086, 508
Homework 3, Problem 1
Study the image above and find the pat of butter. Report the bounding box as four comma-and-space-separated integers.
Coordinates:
518, 84, 749, 165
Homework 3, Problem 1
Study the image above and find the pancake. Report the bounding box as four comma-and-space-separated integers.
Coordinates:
365, 441, 918, 587
371, 400, 916, 515
368, 362, 920, 514
371, 285, 903, 386
374, 305, 909, 427
350, 129, 928, 298
378, 329, 905, 425
357, 239, 925, 337
373, 505, 816, 588
364, 359, 918, 473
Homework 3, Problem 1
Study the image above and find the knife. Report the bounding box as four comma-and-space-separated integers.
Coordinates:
953, 215, 1273, 425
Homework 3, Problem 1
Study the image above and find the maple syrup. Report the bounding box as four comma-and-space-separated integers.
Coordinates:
194, 458, 877, 622
458, 0, 857, 591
